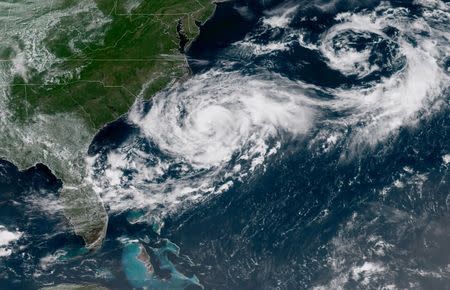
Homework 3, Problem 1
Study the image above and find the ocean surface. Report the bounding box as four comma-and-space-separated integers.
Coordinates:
1, 0, 450, 289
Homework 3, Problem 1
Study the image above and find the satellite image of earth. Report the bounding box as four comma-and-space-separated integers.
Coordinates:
0, 0, 449, 289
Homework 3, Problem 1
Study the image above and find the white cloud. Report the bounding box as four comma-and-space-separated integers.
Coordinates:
0, 225, 22, 257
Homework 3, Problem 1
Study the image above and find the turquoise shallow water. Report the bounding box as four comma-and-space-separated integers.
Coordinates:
1, 1, 449, 289
122, 240, 202, 289
122, 243, 150, 289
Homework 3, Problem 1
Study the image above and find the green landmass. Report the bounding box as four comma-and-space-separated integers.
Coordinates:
0, 0, 215, 249
10, 0, 215, 130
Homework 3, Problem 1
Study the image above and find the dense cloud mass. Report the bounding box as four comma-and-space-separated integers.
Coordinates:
91, 0, 449, 220
0, 0, 449, 289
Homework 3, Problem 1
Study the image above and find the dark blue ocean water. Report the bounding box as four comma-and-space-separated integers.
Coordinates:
1, 0, 450, 289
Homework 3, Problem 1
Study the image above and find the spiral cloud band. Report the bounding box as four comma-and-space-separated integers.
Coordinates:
89, 1, 450, 224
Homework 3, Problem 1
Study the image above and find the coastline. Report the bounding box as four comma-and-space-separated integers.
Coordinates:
0, 0, 218, 250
